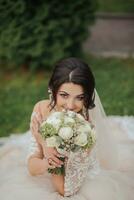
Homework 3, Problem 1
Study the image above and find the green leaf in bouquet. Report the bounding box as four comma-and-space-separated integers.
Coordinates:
71, 144, 81, 152
83, 135, 96, 150
40, 122, 57, 139
47, 157, 65, 175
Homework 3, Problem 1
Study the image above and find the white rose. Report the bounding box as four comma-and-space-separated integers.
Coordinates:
67, 110, 76, 118
64, 116, 75, 124
90, 129, 96, 142
56, 147, 70, 157
58, 127, 73, 140
77, 113, 85, 122
85, 122, 92, 132
79, 123, 91, 134
46, 111, 62, 123
46, 136, 61, 147
74, 133, 88, 146
46, 117, 61, 130
51, 112, 63, 119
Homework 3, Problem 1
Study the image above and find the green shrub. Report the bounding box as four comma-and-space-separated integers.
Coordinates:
0, 0, 97, 70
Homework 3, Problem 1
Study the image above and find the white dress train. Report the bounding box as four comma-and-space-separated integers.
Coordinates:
0, 116, 134, 200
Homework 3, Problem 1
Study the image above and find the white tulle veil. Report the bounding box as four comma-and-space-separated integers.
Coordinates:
89, 89, 119, 170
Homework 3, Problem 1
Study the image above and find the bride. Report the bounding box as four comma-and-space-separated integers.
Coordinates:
0, 57, 134, 200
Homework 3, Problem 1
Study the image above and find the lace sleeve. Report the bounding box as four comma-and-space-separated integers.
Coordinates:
64, 144, 100, 197
27, 133, 42, 158
28, 109, 40, 155
26, 135, 43, 165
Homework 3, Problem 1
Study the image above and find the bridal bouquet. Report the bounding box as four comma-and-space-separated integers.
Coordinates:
39, 110, 96, 175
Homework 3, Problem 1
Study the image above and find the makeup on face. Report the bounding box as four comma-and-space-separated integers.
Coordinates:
56, 83, 85, 112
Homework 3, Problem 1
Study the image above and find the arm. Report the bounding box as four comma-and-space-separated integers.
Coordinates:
51, 174, 64, 196
30, 100, 46, 145
28, 155, 49, 176
30, 100, 64, 167
27, 134, 50, 176
29, 101, 65, 195
27, 134, 65, 195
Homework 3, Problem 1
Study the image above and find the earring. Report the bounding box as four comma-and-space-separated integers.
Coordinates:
48, 88, 55, 106
48, 88, 52, 100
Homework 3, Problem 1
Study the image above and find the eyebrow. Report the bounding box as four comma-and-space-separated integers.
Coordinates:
58, 91, 84, 96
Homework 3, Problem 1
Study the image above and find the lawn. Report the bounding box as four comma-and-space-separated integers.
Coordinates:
0, 56, 134, 137
84, 55, 134, 115
97, 0, 134, 13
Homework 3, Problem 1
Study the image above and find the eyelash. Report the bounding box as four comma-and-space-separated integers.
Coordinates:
60, 94, 84, 101
60, 94, 68, 99
77, 96, 84, 101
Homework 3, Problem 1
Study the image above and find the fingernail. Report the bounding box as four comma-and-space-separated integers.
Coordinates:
60, 155, 65, 158
57, 154, 63, 157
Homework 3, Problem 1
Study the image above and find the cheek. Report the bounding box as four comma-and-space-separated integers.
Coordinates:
56, 95, 65, 105
75, 101, 84, 109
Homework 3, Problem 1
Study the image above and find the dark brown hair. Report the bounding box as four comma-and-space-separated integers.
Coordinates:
48, 57, 95, 119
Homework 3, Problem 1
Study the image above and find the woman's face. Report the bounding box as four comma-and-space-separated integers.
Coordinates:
56, 82, 84, 113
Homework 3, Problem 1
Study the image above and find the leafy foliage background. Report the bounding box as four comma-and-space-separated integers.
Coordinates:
0, 0, 97, 70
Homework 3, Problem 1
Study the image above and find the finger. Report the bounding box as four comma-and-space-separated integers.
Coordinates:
53, 149, 64, 158
46, 153, 63, 166
49, 159, 62, 168
44, 159, 55, 169
48, 163, 56, 169
48, 165, 56, 169
51, 155, 64, 165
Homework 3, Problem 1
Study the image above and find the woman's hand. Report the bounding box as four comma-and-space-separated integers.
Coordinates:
43, 144, 64, 167
30, 111, 64, 168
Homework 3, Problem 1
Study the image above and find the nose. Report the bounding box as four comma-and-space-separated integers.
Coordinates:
66, 99, 75, 111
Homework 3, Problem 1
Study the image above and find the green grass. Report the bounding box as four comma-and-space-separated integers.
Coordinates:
0, 56, 134, 137
84, 55, 134, 115
97, 0, 134, 13
0, 70, 51, 137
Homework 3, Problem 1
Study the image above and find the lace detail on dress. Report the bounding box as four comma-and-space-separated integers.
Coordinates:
64, 143, 100, 197
27, 134, 40, 159
28, 110, 42, 159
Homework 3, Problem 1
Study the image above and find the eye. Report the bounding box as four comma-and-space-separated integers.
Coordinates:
60, 93, 68, 99
76, 96, 84, 101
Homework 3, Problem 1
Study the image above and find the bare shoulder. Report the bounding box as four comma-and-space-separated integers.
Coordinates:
33, 99, 51, 118
34, 99, 50, 107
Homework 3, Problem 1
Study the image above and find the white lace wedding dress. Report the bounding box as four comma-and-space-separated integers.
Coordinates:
0, 116, 134, 200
